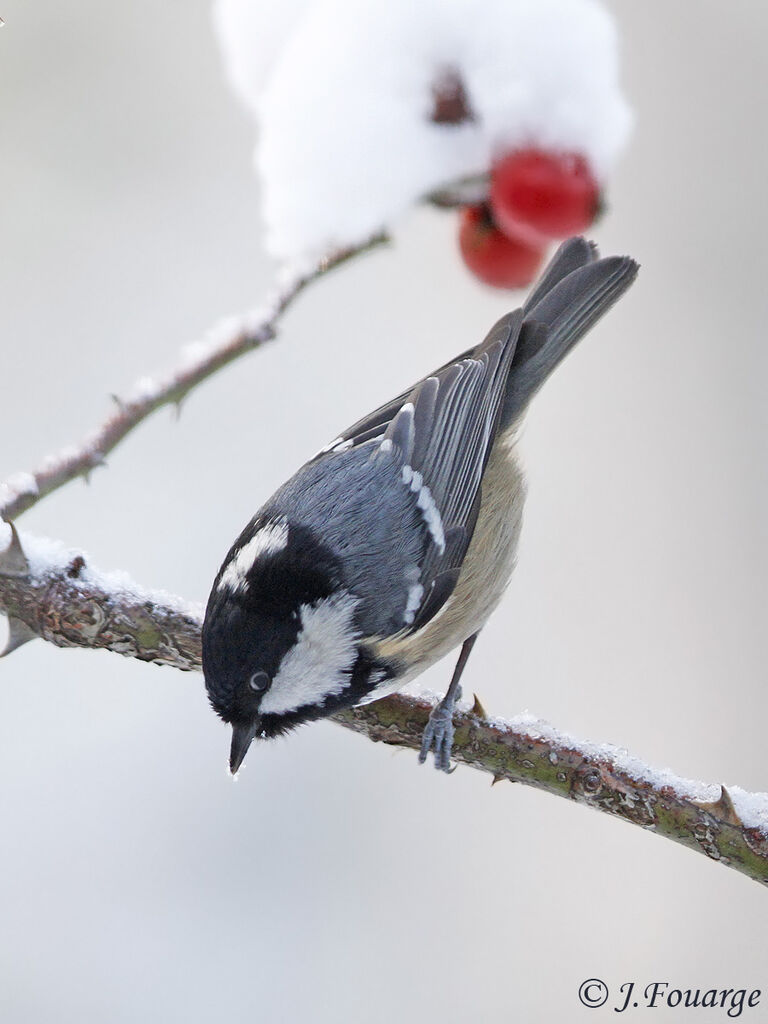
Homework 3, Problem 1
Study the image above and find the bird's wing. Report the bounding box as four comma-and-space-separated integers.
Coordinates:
360, 309, 523, 633
314, 350, 479, 457
266, 305, 518, 641
309, 237, 636, 637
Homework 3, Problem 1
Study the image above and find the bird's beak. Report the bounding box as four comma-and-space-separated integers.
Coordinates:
229, 718, 261, 775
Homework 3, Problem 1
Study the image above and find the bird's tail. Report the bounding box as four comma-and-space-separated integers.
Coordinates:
499, 237, 639, 430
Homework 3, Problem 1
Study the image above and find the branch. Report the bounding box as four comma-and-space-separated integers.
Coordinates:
0, 524, 201, 668
2, 525, 767, 888
426, 172, 489, 209
0, 234, 387, 523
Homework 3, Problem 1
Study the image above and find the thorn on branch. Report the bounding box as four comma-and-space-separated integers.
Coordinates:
0, 522, 30, 578
694, 784, 743, 828
471, 692, 488, 719
0, 615, 38, 657
82, 452, 107, 484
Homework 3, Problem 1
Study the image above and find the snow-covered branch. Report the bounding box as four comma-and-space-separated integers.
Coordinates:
0, 523, 202, 667
0, 234, 386, 523
2, 525, 767, 888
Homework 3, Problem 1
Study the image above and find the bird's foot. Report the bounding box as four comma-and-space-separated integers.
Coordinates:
418, 686, 462, 773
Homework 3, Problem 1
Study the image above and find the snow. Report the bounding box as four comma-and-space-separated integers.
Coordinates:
491, 710, 768, 836
412, 692, 768, 836
205, 312, 250, 350
214, 0, 632, 261
729, 787, 768, 835
178, 306, 277, 373
17, 530, 204, 623
0, 471, 38, 509
129, 376, 162, 404
39, 446, 80, 472
213, 0, 309, 113
180, 339, 213, 371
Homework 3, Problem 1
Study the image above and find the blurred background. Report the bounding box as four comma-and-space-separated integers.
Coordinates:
1, 2, 767, 1021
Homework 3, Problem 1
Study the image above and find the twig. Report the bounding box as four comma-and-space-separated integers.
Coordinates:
2, 526, 767, 888
426, 173, 489, 208
0, 234, 388, 523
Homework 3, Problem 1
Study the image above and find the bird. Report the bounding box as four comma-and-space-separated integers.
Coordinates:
202, 238, 638, 774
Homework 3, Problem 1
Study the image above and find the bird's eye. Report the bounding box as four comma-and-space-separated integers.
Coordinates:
248, 670, 270, 694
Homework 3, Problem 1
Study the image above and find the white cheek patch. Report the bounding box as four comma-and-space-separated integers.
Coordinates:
401, 465, 445, 552
217, 518, 289, 594
260, 591, 360, 715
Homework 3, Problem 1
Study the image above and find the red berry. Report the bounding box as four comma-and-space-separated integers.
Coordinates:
458, 204, 545, 290
490, 148, 600, 242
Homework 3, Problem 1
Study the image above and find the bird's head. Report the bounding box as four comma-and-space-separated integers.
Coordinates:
202, 515, 387, 773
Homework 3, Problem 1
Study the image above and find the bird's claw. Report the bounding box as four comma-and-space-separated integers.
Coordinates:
418, 687, 461, 773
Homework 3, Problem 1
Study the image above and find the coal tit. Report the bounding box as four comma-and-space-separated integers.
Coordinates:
202, 238, 637, 773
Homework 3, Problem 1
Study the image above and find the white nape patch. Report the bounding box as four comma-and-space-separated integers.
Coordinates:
401, 465, 445, 552
260, 591, 360, 716
379, 438, 393, 454
217, 519, 289, 594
